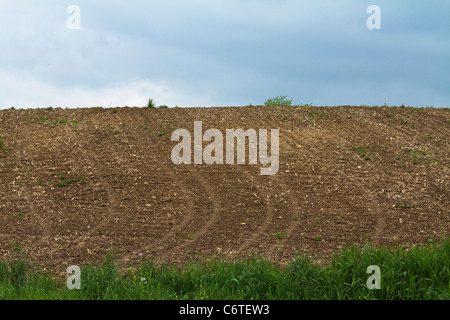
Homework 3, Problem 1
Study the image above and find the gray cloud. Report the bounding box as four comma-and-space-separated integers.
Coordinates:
1, 0, 449, 108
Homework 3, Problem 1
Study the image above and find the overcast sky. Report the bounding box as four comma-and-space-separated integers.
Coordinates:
1, 0, 449, 109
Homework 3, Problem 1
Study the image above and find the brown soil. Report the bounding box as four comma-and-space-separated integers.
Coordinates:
0, 105, 448, 277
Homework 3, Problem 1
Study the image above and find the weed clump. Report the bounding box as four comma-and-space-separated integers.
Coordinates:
147, 99, 156, 109
264, 96, 292, 107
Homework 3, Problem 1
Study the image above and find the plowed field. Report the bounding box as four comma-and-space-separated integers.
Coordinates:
0, 106, 448, 276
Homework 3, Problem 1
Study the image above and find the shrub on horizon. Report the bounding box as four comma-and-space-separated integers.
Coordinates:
264, 96, 293, 107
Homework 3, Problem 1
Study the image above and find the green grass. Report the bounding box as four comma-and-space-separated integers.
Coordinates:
0, 236, 448, 300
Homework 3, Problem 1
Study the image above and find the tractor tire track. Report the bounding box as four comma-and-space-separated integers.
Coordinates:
113, 110, 223, 263
327, 115, 387, 244
233, 164, 275, 257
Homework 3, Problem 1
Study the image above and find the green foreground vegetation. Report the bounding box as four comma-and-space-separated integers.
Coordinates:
1, 236, 448, 300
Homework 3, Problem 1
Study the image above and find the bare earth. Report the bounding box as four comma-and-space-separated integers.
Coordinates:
0, 106, 448, 277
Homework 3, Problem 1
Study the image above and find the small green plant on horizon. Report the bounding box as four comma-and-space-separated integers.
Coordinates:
264, 96, 292, 107
296, 103, 313, 107
147, 98, 156, 109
